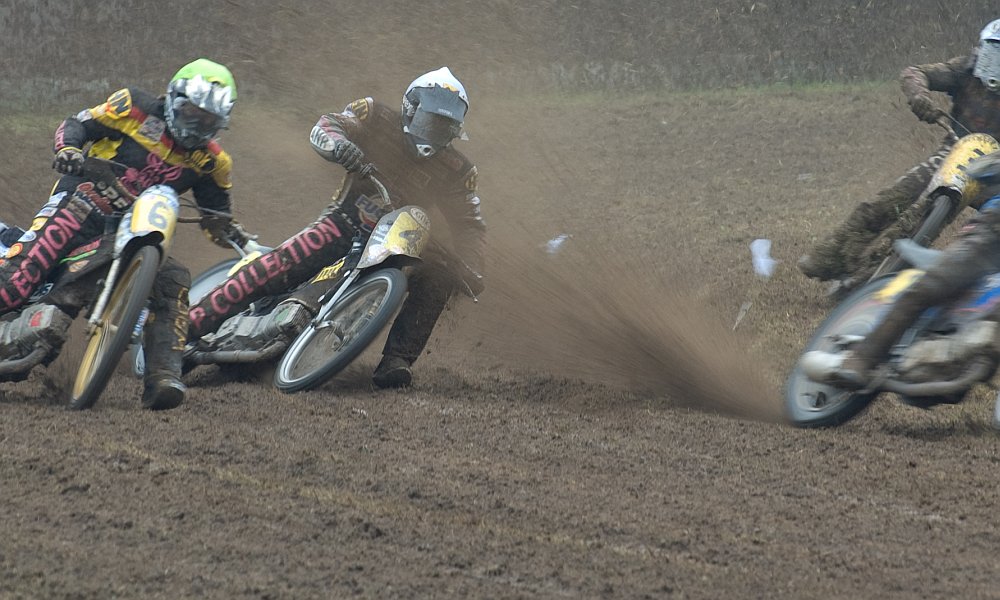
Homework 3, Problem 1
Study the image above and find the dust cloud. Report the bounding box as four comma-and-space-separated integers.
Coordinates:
466, 229, 785, 423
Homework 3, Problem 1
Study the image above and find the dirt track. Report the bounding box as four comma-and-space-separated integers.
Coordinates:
4, 30, 1000, 600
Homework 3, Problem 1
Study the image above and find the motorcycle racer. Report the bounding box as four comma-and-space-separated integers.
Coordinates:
0, 58, 252, 410
187, 67, 486, 388
798, 19, 1000, 284
802, 150, 1000, 390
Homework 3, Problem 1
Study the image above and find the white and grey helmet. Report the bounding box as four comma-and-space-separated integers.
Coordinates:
974, 19, 1000, 93
401, 67, 470, 158
165, 58, 237, 149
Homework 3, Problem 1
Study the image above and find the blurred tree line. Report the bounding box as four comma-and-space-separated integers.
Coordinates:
0, 0, 995, 108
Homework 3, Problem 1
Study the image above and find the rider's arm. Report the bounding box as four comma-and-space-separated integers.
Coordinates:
308, 98, 368, 162
440, 166, 487, 282
53, 88, 133, 153
900, 55, 973, 100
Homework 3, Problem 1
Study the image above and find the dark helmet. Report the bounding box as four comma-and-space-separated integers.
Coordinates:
974, 19, 1000, 92
165, 58, 237, 149
401, 67, 469, 158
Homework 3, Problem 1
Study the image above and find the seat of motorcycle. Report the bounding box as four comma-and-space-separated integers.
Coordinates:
894, 238, 943, 270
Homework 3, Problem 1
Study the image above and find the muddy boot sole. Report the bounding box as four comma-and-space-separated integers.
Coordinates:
142, 379, 186, 410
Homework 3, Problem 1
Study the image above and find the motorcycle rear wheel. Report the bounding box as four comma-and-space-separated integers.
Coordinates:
785, 276, 897, 427
71, 245, 161, 410
274, 268, 408, 393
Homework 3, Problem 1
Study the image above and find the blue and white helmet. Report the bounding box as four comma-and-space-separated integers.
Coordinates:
401, 67, 470, 158
975, 19, 1000, 92
165, 58, 237, 149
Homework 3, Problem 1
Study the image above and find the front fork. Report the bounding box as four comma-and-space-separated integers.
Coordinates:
86, 215, 125, 332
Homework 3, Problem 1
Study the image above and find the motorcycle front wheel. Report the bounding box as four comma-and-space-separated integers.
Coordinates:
785, 276, 897, 427
274, 268, 408, 393
71, 245, 161, 410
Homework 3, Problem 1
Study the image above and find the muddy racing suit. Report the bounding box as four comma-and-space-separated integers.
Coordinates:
188, 97, 485, 373
0, 88, 237, 392
801, 52, 1000, 282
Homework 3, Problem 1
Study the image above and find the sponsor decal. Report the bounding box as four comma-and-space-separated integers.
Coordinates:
348, 98, 371, 120
29, 310, 45, 328
66, 239, 101, 258
68, 260, 89, 273
186, 148, 216, 171
138, 116, 166, 142
17, 231, 36, 243
27, 283, 53, 303
465, 166, 478, 192
369, 222, 391, 246
309, 125, 336, 152
191, 217, 344, 332
30, 218, 48, 231
0, 211, 85, 310
120, 152, 184, 197
355, 194, 382, 232
409, 207, 431, 229
6, 243, 22, 258
74, 182, 114, 213
105, 89, 132, 118
38, 206, 58, 217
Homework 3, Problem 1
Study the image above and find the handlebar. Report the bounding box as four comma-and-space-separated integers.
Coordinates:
936, 113, 971, 138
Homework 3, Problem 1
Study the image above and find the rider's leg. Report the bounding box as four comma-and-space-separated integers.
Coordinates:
799, 142, 953, 281
0, 188, 104, 369
187, 210, 354, 340
374, 262, 455, 389
0, 188, 104, 314
141, 257, 191, 410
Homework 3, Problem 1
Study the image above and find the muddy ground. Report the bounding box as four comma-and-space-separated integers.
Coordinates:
3, 57, 1000, 600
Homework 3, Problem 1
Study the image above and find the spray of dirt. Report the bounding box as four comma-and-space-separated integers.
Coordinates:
465, 229, 785, 423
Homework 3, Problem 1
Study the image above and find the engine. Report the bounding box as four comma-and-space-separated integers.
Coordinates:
897, 319, 999, 383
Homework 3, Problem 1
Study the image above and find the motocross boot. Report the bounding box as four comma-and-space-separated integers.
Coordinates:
372, 355, 413, 389
141, 311, 187, 410
141, 260, 190, 410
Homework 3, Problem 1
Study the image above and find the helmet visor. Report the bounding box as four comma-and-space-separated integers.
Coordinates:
976, 41, 1000, 92
172, 96, 225, 139
408, 109, 463, 149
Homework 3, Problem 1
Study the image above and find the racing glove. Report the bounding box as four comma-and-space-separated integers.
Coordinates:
909, 94, 945, 124
331, 139, 366, 173
53, 146, 85, 176
201, 215, 257, 249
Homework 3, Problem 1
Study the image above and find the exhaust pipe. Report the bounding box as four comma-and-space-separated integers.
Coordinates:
185, 341, 288, 365
0, 348, 47, 376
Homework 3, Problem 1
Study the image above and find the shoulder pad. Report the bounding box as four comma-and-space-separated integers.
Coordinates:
102, 88, 133, 119
344, 97, 374, 120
